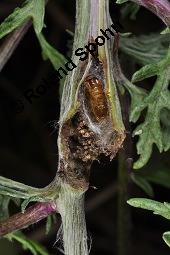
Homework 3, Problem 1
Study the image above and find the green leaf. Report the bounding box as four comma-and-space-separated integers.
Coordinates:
120, 32, 132, 37
130, 174, 154, 197
0, 176, 41, 199
135, 164, 170, 189
127, 198, 170, 220
130, 48, 170, 169
133, 106, 163, 169
132, 51, 170, 82
132, 63, 159, 82
0, 195, 10, 221
120, 33, 170, 66
161, 27, 170, 35
146, 170, 170, 188
46, 215, 52, 235
37, 33, 67, 96
121, 38, 170, 169
163, 232, 170, 248
127, 198, 164, 212
121, 2, 140, 20
0, 0, 45, 38
123, 78, 147, 122
32, 0, 45, 34
6, 232, 49, 255
128, 198, 170, 248
161, 109, 170, 151
0, 196, 20, 220
122, 78, 147, 122
37, 33, 66, 70
29, 239, 49, 255
0, 195, 21, 221
46, 214, 57, 234
116, 0, 128, 3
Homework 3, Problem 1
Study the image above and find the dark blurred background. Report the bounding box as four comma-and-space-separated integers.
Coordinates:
0, 0, 170, 254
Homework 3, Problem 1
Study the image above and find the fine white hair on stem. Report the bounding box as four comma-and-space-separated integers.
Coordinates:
57, 183, 89, 255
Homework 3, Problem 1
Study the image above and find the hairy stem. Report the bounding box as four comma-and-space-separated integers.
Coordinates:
129, 0, 170, 27
58, 184, 88, 255
0, 20, 31, 72
0, 202, 57, 236
0, 1, 126, 253
56, 0, 125, 254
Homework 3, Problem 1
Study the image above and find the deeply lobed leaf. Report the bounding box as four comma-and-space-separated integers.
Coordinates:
130, 49, 170, 169
0, 0, 45, 38
127, 198, 170, 220
163, 232, 170, 248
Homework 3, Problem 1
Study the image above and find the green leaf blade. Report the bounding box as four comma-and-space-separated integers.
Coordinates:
128, 198, 170, 220
161, 27, 170, 35
132, 63, 159, 83
0, 3, 31, 39
127, 198, 168, 213
37, 33, 66, 69
130, 174, 154, 197
0, 0, 45, 39
131, 61, 170, 168
6, 232, 49, 255
163, 232, 170, 248
32, 0, 45, 34
116, 0, 128, 4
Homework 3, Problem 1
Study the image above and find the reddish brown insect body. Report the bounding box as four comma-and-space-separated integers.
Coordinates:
84, 77, 108, 122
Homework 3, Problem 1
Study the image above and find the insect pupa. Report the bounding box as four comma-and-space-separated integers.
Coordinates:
84, 76, 108, 122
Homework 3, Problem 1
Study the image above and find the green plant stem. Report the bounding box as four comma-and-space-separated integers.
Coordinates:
117, 92, 132, 255
117, 152, 131, 255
